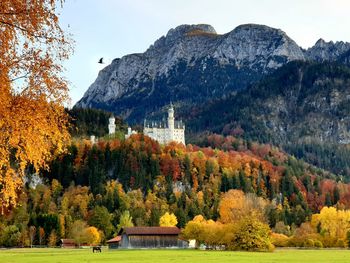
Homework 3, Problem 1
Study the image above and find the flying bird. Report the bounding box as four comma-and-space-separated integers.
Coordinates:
98, 57, 104, 64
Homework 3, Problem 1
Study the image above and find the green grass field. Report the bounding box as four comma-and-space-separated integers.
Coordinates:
0, 248, 349, 263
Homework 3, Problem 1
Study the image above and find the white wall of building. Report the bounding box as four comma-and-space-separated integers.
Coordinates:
143, 105, 185, 145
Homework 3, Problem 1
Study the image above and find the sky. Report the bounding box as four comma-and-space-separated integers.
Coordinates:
59, 0, 350, 106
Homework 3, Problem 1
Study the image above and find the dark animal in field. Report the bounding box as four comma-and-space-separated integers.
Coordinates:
92, 246, 101, 253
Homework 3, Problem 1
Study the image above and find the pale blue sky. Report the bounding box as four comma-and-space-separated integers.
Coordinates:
59, 0, 350, 106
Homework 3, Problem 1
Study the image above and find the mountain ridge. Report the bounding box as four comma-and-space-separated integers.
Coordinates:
76, 23, 329, 120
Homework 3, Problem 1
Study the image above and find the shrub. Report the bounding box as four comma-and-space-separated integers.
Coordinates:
303, 239, 314, 247
226, 217, 274, 252
314, 240, 323, 248
0, 225, 21, 247
336, 239, 346, 248
321, 236, 338, 247
273, 221, 291, 236
347, 230, 350, 247
270, 232, 289, 247
287, 236, 304, 247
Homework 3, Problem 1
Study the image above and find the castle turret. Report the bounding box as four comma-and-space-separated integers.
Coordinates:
108, 115, 116, 135
167, 103, 175, 141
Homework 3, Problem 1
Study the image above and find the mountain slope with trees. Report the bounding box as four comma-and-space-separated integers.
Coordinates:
188, 61, 350, 179
67, 108, 127, 138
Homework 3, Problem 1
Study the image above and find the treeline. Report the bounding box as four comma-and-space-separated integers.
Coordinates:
285, 142, 350, 182
1, 134, 350, 248
183, 191, 350, 250
45, 134, 350, 220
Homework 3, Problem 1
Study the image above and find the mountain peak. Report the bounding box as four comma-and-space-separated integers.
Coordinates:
147, 24, 218, 55
233, 23, 282, 32
217, 23, 304, 71
315, 38, 327, 47
305, 38, 350, 62
168, 24, 216, 35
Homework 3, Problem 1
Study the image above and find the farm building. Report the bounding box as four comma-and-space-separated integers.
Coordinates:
106, 236, 121, 249
59, 239, 76, 248
116, 227, 188, 249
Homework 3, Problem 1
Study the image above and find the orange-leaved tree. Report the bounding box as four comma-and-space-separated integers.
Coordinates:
0, 0, 72, 212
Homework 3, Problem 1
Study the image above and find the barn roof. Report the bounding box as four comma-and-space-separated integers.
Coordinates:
60, 239, 75, 244
119, 227, 180, 236
106, 236, 121, 243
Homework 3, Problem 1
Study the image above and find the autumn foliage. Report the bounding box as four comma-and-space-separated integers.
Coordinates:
0, 0, 72, 210
159, 212, 178, 227
1, 133, 350, 248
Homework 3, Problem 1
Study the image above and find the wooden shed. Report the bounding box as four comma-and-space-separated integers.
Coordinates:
59, 239, 76, 248
106, 236, 121, 249
117, 227, 187, 249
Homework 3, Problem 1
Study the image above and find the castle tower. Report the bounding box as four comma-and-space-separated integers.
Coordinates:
168, 103, 174, 141
108, 115, 116, 135
143, 103, 185, 145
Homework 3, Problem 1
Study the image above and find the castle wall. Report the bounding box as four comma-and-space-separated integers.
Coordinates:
144, 127, 185, 145
143, 105, 185, 145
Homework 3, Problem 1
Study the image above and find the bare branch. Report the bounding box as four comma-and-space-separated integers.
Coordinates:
0, 19, 47, 40
10, 72, 30, 82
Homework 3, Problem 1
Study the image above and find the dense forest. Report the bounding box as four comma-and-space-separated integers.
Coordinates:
67, 108, 127, 138
1, 133, 350, 249
187, 61, 350, 179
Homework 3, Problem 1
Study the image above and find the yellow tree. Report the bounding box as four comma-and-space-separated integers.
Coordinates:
311, 206, 350, 245
159, 212, 178, 227
181, 215, 206, 247
0, 0, 72, 211
202, 220, 225, 248
218, 190, 245, 223
85, 226, 101, 245
219, 190, 267, 224
182, 215, 225, 248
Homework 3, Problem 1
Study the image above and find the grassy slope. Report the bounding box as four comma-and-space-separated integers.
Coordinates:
0, 249, 349, 263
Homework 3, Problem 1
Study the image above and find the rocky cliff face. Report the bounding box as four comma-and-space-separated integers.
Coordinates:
304, 39, 350, 62
214, 24, 305, 71
76, 23, 350, 123
76, 24, 310, 120
338, 49, 350, 66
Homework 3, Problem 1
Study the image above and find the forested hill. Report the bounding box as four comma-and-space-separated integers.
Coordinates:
43, 134, 346, 227
2, 134, 349, 248
188, 61, 350, 179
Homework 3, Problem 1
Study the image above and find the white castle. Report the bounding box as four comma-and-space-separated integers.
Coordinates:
125, 127, 137, 139
143, 104, 185, 145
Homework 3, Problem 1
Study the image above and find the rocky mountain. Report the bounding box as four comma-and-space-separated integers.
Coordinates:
304, 38, 350, 62
76, 24, 350, 122
76, 24, 311, 121
338, 49, 350, 66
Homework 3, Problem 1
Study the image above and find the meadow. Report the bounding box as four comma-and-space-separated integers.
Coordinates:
0, 248, 349, 263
